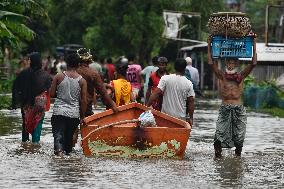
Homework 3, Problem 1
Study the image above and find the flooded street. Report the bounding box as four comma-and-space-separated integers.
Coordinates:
0, 100, 283, 188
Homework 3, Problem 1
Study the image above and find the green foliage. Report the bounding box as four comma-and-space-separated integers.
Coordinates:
0, 75, 15, 93
243, 76, 284, 110
82, 0, 173, 64
253, 107, 284, 118
47, 0, 89, 46
243, 75, 255, 86
0, 95, 11, 109
0, 1, 37, 52
0, 0, 50, 57
189, 0, 224, 34
40, 0, 224, 64
9, 0, 224, 63
246, 0, 283, 42
244, 75, 284, 98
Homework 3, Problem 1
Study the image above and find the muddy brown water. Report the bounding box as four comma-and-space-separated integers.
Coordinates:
0, 100, 283, 188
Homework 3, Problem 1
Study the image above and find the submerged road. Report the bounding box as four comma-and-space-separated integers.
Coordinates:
0, 99, 283, 188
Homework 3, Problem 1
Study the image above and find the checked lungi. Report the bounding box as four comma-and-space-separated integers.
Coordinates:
214, 104, 247, 148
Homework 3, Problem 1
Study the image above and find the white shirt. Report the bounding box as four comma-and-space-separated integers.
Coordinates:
56, 61, 67, 73
157, 74, 195, 119
186, 65, 199, 85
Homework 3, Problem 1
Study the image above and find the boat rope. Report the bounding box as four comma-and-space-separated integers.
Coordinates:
81, 119, 140, 141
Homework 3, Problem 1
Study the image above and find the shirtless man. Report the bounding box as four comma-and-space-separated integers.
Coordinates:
207, 36, 257, 158
76, 48, 118, 116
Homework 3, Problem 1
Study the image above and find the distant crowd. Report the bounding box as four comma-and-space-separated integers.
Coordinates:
15, 50, 201, 106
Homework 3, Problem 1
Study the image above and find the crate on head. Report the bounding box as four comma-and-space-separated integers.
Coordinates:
211, 36, 253, 58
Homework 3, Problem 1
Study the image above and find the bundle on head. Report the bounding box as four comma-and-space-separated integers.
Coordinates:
77, 48, 92, 63
207, 12, 251, 38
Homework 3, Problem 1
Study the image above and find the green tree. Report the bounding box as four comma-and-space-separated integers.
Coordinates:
246, 0, 284, 42
47, 0, 90, 46
45, 0, 224, 64
0, 0, 48, 52
82, 0, 176, 65
188, 0, 224, 40
0, 1, 34, 56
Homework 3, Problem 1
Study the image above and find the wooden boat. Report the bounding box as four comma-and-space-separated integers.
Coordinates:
81, 103, 191, 159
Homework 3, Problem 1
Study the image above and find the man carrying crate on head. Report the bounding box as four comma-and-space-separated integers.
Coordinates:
207, 33, 257, 158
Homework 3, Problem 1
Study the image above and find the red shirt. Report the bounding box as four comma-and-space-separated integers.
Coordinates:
148, 70, 168, 111
106, 64, 115, 81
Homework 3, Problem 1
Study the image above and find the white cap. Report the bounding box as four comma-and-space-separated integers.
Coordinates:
185, 57, 192, 65
121, 57, 128, 64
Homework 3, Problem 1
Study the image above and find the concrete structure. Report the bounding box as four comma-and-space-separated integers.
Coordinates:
250, 43, 284, 81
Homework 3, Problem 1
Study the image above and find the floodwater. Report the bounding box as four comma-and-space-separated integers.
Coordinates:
0, 100, 283, 188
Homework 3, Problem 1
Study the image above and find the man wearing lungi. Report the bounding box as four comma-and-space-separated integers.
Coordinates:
207, 36, 257, 158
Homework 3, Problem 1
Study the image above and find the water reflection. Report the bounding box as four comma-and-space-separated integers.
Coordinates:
214, 157, 245, 187
0, 111, 22, 136
15, 142, 43, 155
48, 156, 91, 185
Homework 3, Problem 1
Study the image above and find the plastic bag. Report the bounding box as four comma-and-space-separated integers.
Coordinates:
138, 110, 156, 127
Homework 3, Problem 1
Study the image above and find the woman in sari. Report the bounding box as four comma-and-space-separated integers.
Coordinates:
12, 52, 52, 144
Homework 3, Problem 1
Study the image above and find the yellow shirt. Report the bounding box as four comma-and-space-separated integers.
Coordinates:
112, 79, 132, 106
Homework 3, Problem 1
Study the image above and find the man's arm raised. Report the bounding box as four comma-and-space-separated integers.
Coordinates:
207, 37, 223, 80
241, 38, 257, 78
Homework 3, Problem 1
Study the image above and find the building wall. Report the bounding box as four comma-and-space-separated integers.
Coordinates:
251, 64, 284, 81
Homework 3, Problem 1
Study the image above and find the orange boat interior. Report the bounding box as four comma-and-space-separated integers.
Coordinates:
83, 103, 191, 130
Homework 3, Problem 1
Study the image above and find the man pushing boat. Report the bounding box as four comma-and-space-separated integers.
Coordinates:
207, 35, 257, 158
146, 58, 195, 126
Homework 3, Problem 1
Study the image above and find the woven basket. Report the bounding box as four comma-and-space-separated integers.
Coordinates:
208, 12, 251, 38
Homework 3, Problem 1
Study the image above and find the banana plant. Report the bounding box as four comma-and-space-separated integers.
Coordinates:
0, 0, 46, 55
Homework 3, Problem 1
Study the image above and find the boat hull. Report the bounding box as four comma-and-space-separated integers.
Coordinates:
81, 103, 191, 159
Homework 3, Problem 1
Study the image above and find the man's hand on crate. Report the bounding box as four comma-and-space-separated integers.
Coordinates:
207, 36, 213, 65
252, 38, 257, 66
248, 31, 257, 38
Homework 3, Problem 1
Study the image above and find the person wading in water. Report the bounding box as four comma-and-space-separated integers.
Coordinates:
207, 35, 257, 158
146, 58, 195, 126
50, 53, 87, 156
12, 52, 52, 145
145, 56, 169, 111
76, 48, 118, 116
